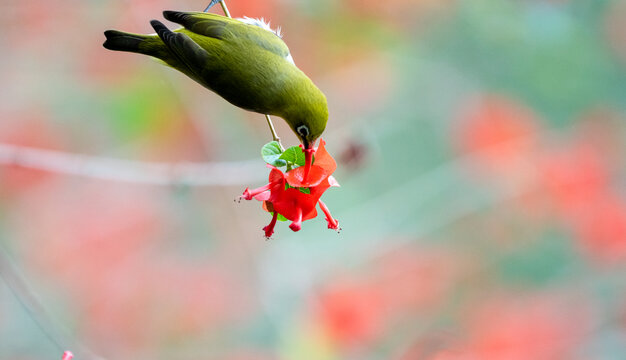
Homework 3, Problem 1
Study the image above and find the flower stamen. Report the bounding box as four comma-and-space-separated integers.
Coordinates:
241, 183, 271, 200
318, 199, 339, 230
263, 212, 279, 239
289, 207, 303, 232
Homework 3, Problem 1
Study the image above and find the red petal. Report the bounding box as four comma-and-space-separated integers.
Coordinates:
285, 165, 328, 187
255, 191, 271, 201
268, 168, 286, 200
272, 188, 318, 222
310, 177, 334, 198
313, 138, 337, 174
268, 167, 285, 185
328, 175, 340, 187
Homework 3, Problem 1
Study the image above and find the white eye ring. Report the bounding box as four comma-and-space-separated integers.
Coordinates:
297, 125, 309, 137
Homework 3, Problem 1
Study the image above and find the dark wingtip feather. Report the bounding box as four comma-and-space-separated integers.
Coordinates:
162, 10, 183, 22
150, 19, 165, 31
151, 19, 174, 45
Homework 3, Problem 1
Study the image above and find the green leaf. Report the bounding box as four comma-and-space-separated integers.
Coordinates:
261, 141, 287, 167
271, 212, 288, 222
279, 146, 306, 166
298, 187, 311, 194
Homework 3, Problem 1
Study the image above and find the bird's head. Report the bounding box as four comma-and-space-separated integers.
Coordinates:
292, 121, 324, 150
285, 89, 329, 150
279, 102, 324, 182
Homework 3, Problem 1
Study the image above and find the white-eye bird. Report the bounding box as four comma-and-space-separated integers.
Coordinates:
103, 11, 328, 150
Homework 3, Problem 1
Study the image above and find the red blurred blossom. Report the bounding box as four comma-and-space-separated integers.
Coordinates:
216, 0, 278, 20
573, 197, 626, 263
0, 113, 62, 197
539, 143, 610, 217
328, 55, 394, 116
537, 136, 626, 262
13, 184, 237, 354
3, 2, 82, 50
422, 296, 590, 360
455, 95, 539, 180
241, 139, 339, 237
460, 295, 590, 360
397, 332, 459, 360
61, 351, 73, 360
15, 183, 164, 281
316, 282, 386, 348
375, 246, 462, 315
425, 350, 470, 360
344, 0, 450, 30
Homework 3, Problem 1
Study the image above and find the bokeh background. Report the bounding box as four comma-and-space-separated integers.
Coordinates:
1, 0, 626, 359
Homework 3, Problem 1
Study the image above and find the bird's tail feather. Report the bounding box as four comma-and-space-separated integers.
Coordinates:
103, 30, 158, 56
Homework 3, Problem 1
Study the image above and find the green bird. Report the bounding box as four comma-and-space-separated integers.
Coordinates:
103, 11, 328, 150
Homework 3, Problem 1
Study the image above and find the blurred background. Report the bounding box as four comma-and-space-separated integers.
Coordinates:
1, 0, 626, 359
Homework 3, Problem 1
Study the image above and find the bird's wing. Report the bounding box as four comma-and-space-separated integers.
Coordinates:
163, 11, 290, 58
150, 20, 211, 79
163, 11, 229, 40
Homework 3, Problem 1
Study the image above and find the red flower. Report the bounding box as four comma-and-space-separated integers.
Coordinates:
62, 351, 74, 360
462, 296, 590, 360
316, 282, 385, 347
455, 95, 538, 178
240, 139, 339, 237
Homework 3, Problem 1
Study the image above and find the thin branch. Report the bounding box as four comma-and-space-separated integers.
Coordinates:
218, 0, 232, 18
0, 246, 103, 360
0, 246, 67, 352
0, 143, 264, 186
264, 114, 284, 150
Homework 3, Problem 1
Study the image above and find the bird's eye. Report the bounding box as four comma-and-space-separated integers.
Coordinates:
297, 125, 309, 137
